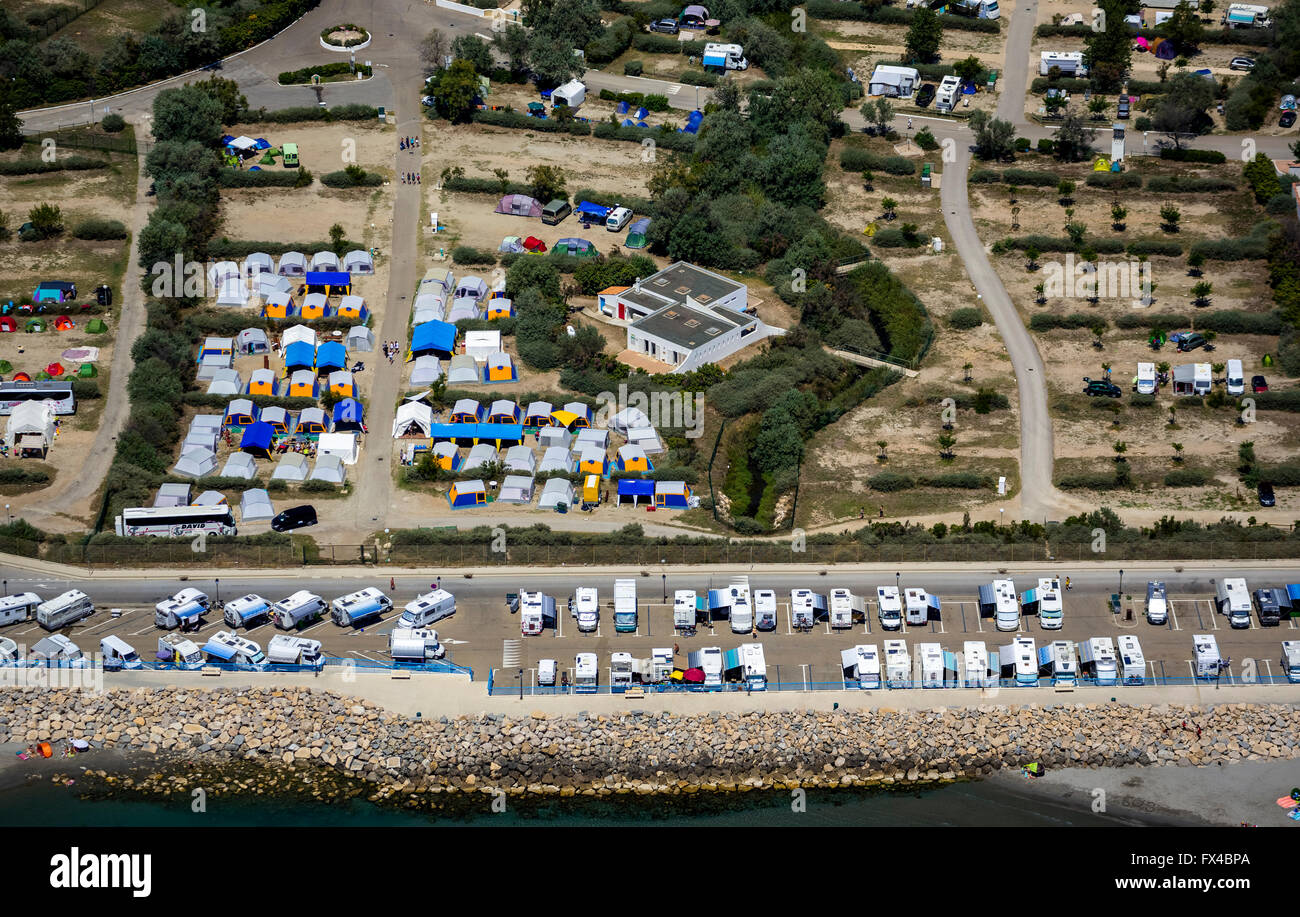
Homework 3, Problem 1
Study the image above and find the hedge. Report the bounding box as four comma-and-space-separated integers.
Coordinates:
680, 69, 719, 87
1114, 311, 1189, 329
868, 472, 914, 492
948, 307, 984, 329
474, 108, 594, 137
0, 467, 51, 486
279, 62, 372, 84
918, 472, 990, 489
840, 148, 916, 175
1001, 168, 1059, 186
1129, 393, 1156, 407
592, 120, 696, 151
445, 175, 533, 196
183, 392, 317, 411
1029, 312, 1099, 330
1253, 391, 1300, 412
0, 156, 109, 176
1189, 236, 1271, 261
452, 245, 497, 266
1195, 310, 1283, 335
1085, 172, 1142, 190
220, 168, 311, 188
877, 60, 991, 84
970, 169, 1002, 183
1257, 461, 1300, 484
872, 229, 911, 247
1164, 468, 1214, 487
1029, 77, 1092, 93
243, 104, 380, 123
1125, 240, 1183, 257
1160, 148, 1227, 164
1035, 23, 1269, 46
1001, 235, 1125, 254
320, 169, 384, 188
72, 218, 128, 241
1056, 472, 1124, 490
1144, 176, 1236, 193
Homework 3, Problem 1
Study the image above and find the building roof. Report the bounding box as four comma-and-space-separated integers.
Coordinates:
599, 286, 630, 296
632, 299, 745, 350
618, 262, 745, 315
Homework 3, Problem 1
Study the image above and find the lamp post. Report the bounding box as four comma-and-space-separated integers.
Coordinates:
518, 667, 524, 699
895, 571, 900, 593
5, 505, 9, 525
662, 571, 667, 603
215, 578, 220, 604
1118, 569, 1124, 598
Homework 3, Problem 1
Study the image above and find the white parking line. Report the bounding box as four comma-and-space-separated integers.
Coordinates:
130, 623, 158, 636
1261, 659, 1274, 681
1205, 600, 1219, 631
298, 619, 330, 634
1186, 659, 1196, 679
1168, 601, 1181, 631
666, 85, 682, 95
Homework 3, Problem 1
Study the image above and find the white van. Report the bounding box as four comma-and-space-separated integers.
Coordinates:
1215, 577, 1251, 629
389, 627, 445, 662
1193, 633, 1220, 678
267, 634, 324, 668
754, 589, 778, 631
1117, 634, 1145, 685
574, 651, 599, 692
100, 635, 141, 670
331, 587, 392, 628
1145, 581, 1169, 625
875, 586, 902, 630
223, 593, 272, 629
202, 630, 266, 668
883, 638, 910, 687
157, 633, 203, 669
1135, 362, 1157, 395
538, 658, 558, 687
573, 586, 599, 633
605, 207, 633, 232
1225, 358, 1245, 396
271, 590, 327, 630
399, 589, 455, 628
0, 592, 41, 627
37, 590, 94, 631
154, 588, 207, 630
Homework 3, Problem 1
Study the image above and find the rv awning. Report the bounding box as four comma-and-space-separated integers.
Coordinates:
175, 605, 203, 620
978, 584, 996, 606
1287, 584, 1300, 603
201, 641, 236, 660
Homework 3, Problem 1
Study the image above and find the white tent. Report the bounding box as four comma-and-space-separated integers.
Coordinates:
4, 401, 54, 450
182, 428, 217, 454
339, 294, 366, 315
503, 445, 536, 474
191, 414, 223, 433
173, 447, 217, 479
455, 276, 488, 300
196, 352, 233, 382
538, 477, 575, 510
270, 452, 309, 481
346, 326, 374, 352
309, 454, 347, 484
575, 427, 609, 450
236, 327, 270, 354
327, 370, 355, 396
309, 251, 340, 272
207, 261, 241, 288
446, 299, 480, 323
206, 368, 243, 395
464, 443, 499, 470
243, 252, 274, 276
318, 432, 359, 465
343, 250, 374, 274
628, 426, 664, 454
154, 482, 192, 507
421, 267, 453, 293
248, 368, 278, 395
413, 291, 446, 314
220, 451, 259, 480
215, 277, 249, 308
464, 330, 502, 361
193, 490, 227, 506
410, 356, 443, 387
392, 401, 433, 438
538, 446, 572, 474
412, 307, 442, 326
265, 290, 294, 313
611, 407, 651, 435
539, 426, 572, 449
445, 354, 478, 385
239, 488, 274, 522
282, 324, 317, 349
256, 273, 291, 297
498, 474, 534, 504
278, 251, 307, 276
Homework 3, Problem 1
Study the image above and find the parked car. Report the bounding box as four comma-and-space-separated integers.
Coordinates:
650, 18, 680, 33
1116, 97, 1130, 119
1252, 375, 1269, 392
1282, 111, 1297, 129
271, 504, 318, 532
915, 83, 936, 107
1083, 377, 1122, 398
1176, 333, 1211, 353
1259, 482, 1276, 507
1230, 57, 1256, 72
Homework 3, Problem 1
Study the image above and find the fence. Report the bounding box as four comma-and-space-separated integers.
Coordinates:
2, 655, 472, 678
23, 128, 142, 156
21, 0, 107, 40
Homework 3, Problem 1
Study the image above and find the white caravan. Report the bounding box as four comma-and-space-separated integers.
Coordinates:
37, 590, 94, 631
1038, 640, 1077, 686
674, 589, 699, 631
573, 586, 600, 633
919, 643, 944, 688
30, 634, 85, 667
727, 579, 752, 634
271, 591, 327, 630
1003, 636, 1038, 686
1117, 634, 1145, 685
841, 644, 881, 689
1282, 641, 1300, 683
687, 646, 723, 688
223, 593, 271, 629
202, 630, 266, 668
1215, 577, 1251, 629
574, 652, 599, 693
267, 634, 324, 668
100, 635, 141, 670
754, 589, 778, 631
1135, 362, 1157, 395
399, 589, 456, 628
904, 587, 933, 627
1193, 633, 1221, 678
1079, 636, 1118, 686
831, 588, 861, 630
790, 589, 826, 629
389, 628, 445, 662
1145, 581, 1169, 625
990, 579, 1020, 632
520, 591, 557, 635
614, 578, 638, 633
884, 639, 910, 687
154, 588, 208, 630
1022, 578, 1063, 630
331, 587, 392, 628
963, 641, 994, 687
0, 592, 41, 627
157, 633, 204, 669
611, 651, 634, 690
875, 586, 902, 630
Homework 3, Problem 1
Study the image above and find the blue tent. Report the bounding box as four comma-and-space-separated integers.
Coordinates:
333, 398, 365, 432
617, 100, 629, 115
240, 421, 275, 458
622, 119, 636, 127
284, 341, 314, 371
411, 320, 457, 359
636, 121, 649, 129
575, 200, 610, 220
618, 479, 655, 504
316, 341, 346, 372
304, 270, 352, 292
634, 107, 648, 120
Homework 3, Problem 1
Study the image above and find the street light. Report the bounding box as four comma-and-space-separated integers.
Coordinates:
1118, 569, 1124, 598
215, 578, 220, 604
5, 505, 9, 525
518, 667, 524, 699
895, 571, 900, 593
662, 571, 667, 603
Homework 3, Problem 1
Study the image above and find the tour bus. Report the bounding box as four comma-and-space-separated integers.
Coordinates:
36, 590, 94, 631
884, 639, 910, 687
574, 652, 599, 693
1145, 581, 1169, 625
1281, 641, 1300, 683
115, 505, 237, 538
223, 593, 272, 629
1117, 634, 1146, 685
399, 589, 456, 628
0, 592, 42, 627
1079, 636, 1118, 686
330, 587, 392, 628
154, 588, 209, 630
841, 644, 881, 689
963, 641, 993, 687
0, 380, 75, 415
754, 589, 778, 631
919, 643, 945, 688
875, 586, 902, 630
100, 635, 142, 670
271, 591, 327, 630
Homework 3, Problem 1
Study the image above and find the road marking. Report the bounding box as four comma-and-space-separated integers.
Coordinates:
1168, 601, 1181, 631
1186, 659, 1196, 679
1206, 599, 1219, 631
130, 623, 158, 636
959, 601, 968, 634
1261, 659, 1273, 681
667, 85, 682, 95
502, 638, 521, 667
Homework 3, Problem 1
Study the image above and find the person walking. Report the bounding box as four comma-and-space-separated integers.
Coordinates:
390, 577, 395, 591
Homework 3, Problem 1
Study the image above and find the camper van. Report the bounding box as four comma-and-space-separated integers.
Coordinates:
1135, 362, 1157, 395
875, 586, 902, 630
538, 658, 558, 687
831, 588, 862, 630
400, 589, 456, 628
1173, 362, 1212, 396
99, 635, 141, 670
1223, 3, 1272, 28
1145, 581, 1169, 625
267, 634, 324, 667
30, 634, 86, 667
727, 579, 753, 634
0, 592, 41, 627
884, 639, 910, 687
271, 591, 327, 630
674, 589, 700, 632
611, 652, 634, 690
1252, 586, 1286, 626
36, 590, 94, 631
687, 646, 723, 688
605, 207, 633, 232
842, 644, 881, 689
1193, 634, 1221, 678
1215, 577, 1252, 629
573, 586, 600, 633
1079, 636, 1118, 686
574, 652, 599, 693
754, 589, 778, 631
702, 42, 749, 71
281, 143, 299, 167
935, 74, 962, 112
541, 199, 571, 225
1038, 640, 1077, 686
614, 579, 638, 633
153, 588, 206, 631
157, 633, 204, 669
223, 593, 272, 630
1226, 358, 1245, 396
1282, 641, 1300, 683
1022, 578, 1064, 630
520, 590, 557, 635
904, 587, 936, 627
790, 589, 827, 629
919, 643, 945, 688
331, 587, 392, 628
727, 643, 767, 690
952, 0, 1000, 18
1004, 636, 1038, 686
1039, 51, 1087, 77
1117, 634, 1146, 685
202, 630, 266, 668
981, 579, 1020, 632
388, 628, 445, 663
963, 641, 993, 687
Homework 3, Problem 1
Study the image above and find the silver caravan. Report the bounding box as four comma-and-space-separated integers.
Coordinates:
37, 589, 95, 631
1145, 581, 1169, 625
157, 633, 204, 669
963, 641, 994, 687
841, 644, 881, 689
331, 587, 393, 628
399, 589, 455, 628
267, 634, 324, 668
153, 588, 207, 630
0, 592, 41, 627
687, 646, 723, 688
875, 586, 901, 630
831, 588, 863, 630
726, 579, 752, 634
1038, 640, 1077, 686
99, 635, 141, 670
884, 638, 910, 687
388, 627, 445, 662
1001, 636, 1038, 686
30, 634, 86, 667
611, 651, 634, 690
202, 630, 266, 668
1215, 577, 1251, 628
919, 642, 944, 688
223, 593, 271, 629
790, 589, 827, 629
904, 587, 936, 627
520, 590, 557, 635
1193, 633, 1221, 678
271, 590, 327, 630
674, 589, 700, 632
754, 589, 778, 631
1079, 636, 1118, 686
574, 652, 599, 693
1117, 634, 1145, 685
1281, 641, 1300, 683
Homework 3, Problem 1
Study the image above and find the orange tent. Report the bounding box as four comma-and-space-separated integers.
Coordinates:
12, 371, 31, 382
54, 315, 74, 331
45, 362, 65, 377
38, 742, 52, 758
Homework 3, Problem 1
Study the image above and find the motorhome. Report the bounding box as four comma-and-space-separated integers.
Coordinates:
271, 591, 327, 630
687, 646, 723, 688
1281, 641, 1300, 683
919, 643, 944, 688
1038, 640, 1077, 686
981, 579, 1020, 632
574, 652, 599, 693
157, 633, 204, 669
1039, 50, 1087, 77
36, 589, 94, 631
1135, 362, 1157, 395
611, 651, 634, 690
0, 592, 41, 627
1226, 358, 1245, 396
951, 0, 1000, 18
1145, 581, 1169, 625
633, 648, 674, 684
963, 641, 993, 687
884, 639, 910, 687
331, 587, 392, 628
876, 586, 902, 630
935, 74, 962, 112
737, 643, 767, 690
99, 635, 141, 670
267, 634, 324, 668
30, 634, 85, 667
1117, 634, 1145, 685
1021, 578, 1063, 630
674, 589, 700, 632
153, 588, 206, 630
605, 207, 633, 232
727, 579, 753, 634
614, 578, 638, 633
538, 658, 557, 687
1215, 577, 1252, 629
1079, 636, 1118, 686
1172, 362, 1212, 396
904, 587, 937, 627
202, 630, 266, 668
1252, 586, 1286, 626
702, 42, 749, 71
399, 589, 456, 628
223, 593, 271, 629
790, 589, 826, 629
573, 586, 600, 633
1193, 633, 1221, 678
520, 590, 557, 635
388, 628, 445, 662
831, 588, 863, 630
1003, 636, 1038, 686
1223, 3, 1272, 28
754, 589, 778, 631
842, 644, 881, 689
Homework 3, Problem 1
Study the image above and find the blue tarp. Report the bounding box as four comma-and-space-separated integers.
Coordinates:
333, 398, 364, 427
202, 641, 237, 660
1288, 584, 1300, 603
316, 341, 346, 369
304, 271, 351, 287
428, 422, 524, 444
284, 341, 314, 369
618, 479, 655, 497
240, 422, 274, 452
575, 201, 610, 218
411, 320, 457, 356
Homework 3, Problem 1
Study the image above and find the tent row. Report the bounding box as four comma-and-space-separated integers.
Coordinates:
173, 446, 352, 483
211, 250, 374, 282
226, 400, 366, 437
264, 292, 368, 322
444, 398, 593, 429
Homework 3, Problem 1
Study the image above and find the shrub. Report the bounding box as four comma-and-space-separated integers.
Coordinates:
1145, 176, 1236, 193
680, 69, 717, 87
0, 156, 109, 176
1115, 311, 1188, 329
872, 229, 909, 247
1189, 237, 1270, 261
869, 472, 914, 491
100, 113, 126, 133
633, 33, 683, 54
1129, 393, 1156, 407
72, 218, 128, 240
320, 168, 383, 188
918, 472, 987, 488
1164, 468, 1213, 487
840, 148, 915, 175
279, 62, 373, 84
970, 169, 1002, 183
1085, 172, 1142, 189
300, 479, 338, 493
1029, 312, 1097, 330
1250, 391, 1300, 412
1258, 461, 1300, 484
0, 467, 51, 486
623, 60, 643, 77
1125, 240, 1182, 257
948, 307, 984, 329
1001, 168, 1058, 186
1160, 148, 1226, 164
452, 245, 497, 266
1195, 310, 1282, 335
245, 105, 380, 123
1036, 138, 1056, 155
1056, 472, 1123, 490
220, 169, 306, 188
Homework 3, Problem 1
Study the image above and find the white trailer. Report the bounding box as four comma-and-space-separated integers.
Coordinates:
1001, 636, 1038, 686
1079, 636, 1118, 686
831, 588, 862, 630
573, 586, 600, 633
875, 586, 902, 630
1282, 641, 1300, 683
388, 627, 445, 662
520, 590, 557, 635
30, 634, 85, 667
1117, 634, 1145, 685
702, 42, 749, 71
1145, 581, 1168, 625
919, 642, 944, 688
1223, 3, 1272, 28
99, 635, 141, 670
267, 634, 324, 667
611, 651, 634, 690
963, 641, 993, 687
790, 589, 826, 629
674, 589, 700, 632
727, 578, 753, 634
574, 652, 599, 692
1040, 51, 1087, 77
614, 578, 638, 633
157, 633, 203, 669
0, 592, 41, 627
1022, 578, 1063, 630
271, 591, 326, 630
36, 589, 94, 631
841, 644, 881, 689
223, 593, 271, 629
754, 589, 778, 631
904, 587, 935, 627
1193, 633, 1221, 678
935, 74, 961, 112
399, 589, 455, 628
633, 647, 674, 684
331, 587, 392, 628
687, 646, 723, 688
1135, 362, 1157, 395
154, 588, 208, 630
1038, 640, 1077, 686
884, 639, 910, 687
202, 630, 266, 668
1215, 577, 1251, 629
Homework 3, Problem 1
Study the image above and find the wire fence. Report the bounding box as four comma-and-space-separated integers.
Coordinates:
3, 655, 472, 677
22, 127, 142, 156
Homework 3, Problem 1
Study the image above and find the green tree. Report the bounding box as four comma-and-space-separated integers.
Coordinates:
881, 197, 898, 220
1164, 1, 1205, 52
762, 124, 827, 208
1111, 201, 1128, 230
329, 223, 347, 257
137, 218, 187, 274
151, 84, 222, 145
968, 110, 1017, 161
26, 202, 63, 240
494, 23, 531, 74
1084, 0, 1134, 91
1191, 280, 1212, 305
938, 432, 956, 459
1090, 321, 1107, 348
0, 87, 23, 151
427, 59, 480, 122
1187, 250, 1205, 276
419, 29, 449, 74
452, 34, 494, 74
1172, 442, 1184, 464
753, 404, 804, 474
1054, 110, 1093, 162
905, 7, 943, 63
526, 163, 567, 205
1057, 178, 1076, 204
861, 96, 894, 133
1152, 72, 1215, 147
528, 37, 586, 86
1025, 245, 1040, 270
953, 55, 983, 85
191, 75, 247, 125
1160, 203, 1182, 232
1112, 440, 1128, 462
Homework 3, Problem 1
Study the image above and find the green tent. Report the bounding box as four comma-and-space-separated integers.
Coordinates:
86, 318, 107, 334
625, 217, 650, 250
77, 363, 97, 378
0, 360, 11, 374
25, 318, 45, 332
33, 371, 50, 381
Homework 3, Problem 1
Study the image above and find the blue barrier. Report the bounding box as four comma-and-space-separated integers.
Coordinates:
1, 656, 473, 678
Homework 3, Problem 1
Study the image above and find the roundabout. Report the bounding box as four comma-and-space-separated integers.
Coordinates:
320, 23, 371, 52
